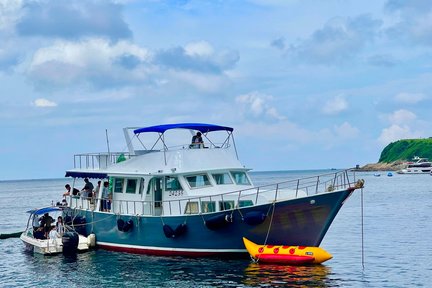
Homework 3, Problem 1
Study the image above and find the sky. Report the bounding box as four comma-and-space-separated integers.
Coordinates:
1, 0, 432, 180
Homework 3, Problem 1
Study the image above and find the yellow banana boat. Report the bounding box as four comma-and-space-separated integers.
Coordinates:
243, 237, 332, 265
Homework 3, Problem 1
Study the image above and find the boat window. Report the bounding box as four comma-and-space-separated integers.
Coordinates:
238, 200, 254, 207
201, 201, 216, 213
184, 202, 199, 214
230, 171, 250, 185
186, 174, 211, 188
113, 178, 124, 193
165, 176, 183, 191
126, 179, 137, 194
212, 173, 233, 185
219, 201, 235, 211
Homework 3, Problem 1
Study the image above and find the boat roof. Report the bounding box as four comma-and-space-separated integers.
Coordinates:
133, 123, 234, 134
27, 207, 63, 215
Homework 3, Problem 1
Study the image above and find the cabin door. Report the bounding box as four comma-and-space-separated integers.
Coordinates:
147, 177, 163, 216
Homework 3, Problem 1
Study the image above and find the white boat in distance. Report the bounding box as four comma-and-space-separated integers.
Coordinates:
60, 123, 363, 256
397, 157, 432, 174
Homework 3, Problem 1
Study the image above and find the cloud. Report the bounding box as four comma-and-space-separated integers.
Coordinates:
0, 0, 22, 32
32, 98, 57, 107
322, 95, 348, 115
16, 0, 131, 40
27, 39, 238, 92
236, 92, 285, 121
378, 109, 422, 145
333, 122, 359, 139
385, 0, 432, 46
27, 38, 151, 88
288, 15, 381, 65
270, 37, 286, 50
154, 42, 239, 74
394, 92, 427, 104
387, 109, 417, 124
378, 124, 422, 145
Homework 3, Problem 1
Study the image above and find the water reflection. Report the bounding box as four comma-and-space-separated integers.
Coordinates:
243, 262, 331, 287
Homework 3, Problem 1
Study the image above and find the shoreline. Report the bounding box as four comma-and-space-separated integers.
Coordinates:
355, 161, 404, 171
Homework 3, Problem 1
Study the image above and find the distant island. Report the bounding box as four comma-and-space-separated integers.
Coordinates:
359, 138, 432, 171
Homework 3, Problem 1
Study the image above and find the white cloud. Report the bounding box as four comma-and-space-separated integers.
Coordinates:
322, 95, 348, 115
387, 109, 417, 125
378, 124, 421, 145
26, 38, 238, 93
32, 98, 57, 107
0, 0, 22, 32
386, 1, 432, 46
333, 122, 359, 139
16, 0, 131, 40
289, 15, 381, 64
395, 92, 427, 104
236, 92, 285, 120
184, 41, 214, 57
27, 38, 151, 87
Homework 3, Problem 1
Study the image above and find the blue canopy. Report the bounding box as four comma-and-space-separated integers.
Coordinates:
27, 207, 63, 215
65, 171, 108, 179
134, 123, 234, 134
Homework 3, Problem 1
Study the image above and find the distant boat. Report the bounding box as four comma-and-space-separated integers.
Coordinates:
387, 172, 393, 177
373, 173, 381, 177
397, 157, 432, 174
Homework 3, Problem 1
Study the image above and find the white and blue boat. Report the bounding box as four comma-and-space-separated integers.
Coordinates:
62, 123, 362, 256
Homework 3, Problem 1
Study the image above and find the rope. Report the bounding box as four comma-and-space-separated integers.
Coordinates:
253, 201, 276, 263
361, 187, 365, 269
68, 213, 117, 227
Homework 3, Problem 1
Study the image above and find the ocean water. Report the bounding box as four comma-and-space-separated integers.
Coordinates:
1, 170, 431, 287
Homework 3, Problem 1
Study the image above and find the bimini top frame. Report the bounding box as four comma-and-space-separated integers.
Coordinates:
133, 123, 233, 134
130, 123, 238, 163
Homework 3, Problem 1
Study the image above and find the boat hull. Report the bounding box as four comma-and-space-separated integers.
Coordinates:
70, 188, 353, 256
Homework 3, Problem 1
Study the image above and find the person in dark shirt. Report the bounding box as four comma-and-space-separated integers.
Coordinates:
63, 184, 79, 196
190, 132, 204, 148
81, 178, 94, 198
39, 213, 54, 238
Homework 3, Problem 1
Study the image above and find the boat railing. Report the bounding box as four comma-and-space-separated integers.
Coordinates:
68, 169, 358, 216
72, 152, 135, 169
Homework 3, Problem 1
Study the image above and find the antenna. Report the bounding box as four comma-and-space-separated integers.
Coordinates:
106, 129, 111, 155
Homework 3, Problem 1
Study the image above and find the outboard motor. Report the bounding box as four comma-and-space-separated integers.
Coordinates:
62, 231, 79, 255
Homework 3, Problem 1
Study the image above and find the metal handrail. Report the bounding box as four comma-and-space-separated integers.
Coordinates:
72, 152, 135, 169
68, 170, 357, 216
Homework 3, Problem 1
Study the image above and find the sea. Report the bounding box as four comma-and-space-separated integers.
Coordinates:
1, 170, 431, 287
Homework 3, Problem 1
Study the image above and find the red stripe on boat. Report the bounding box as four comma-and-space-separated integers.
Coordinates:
97, 244, 241, 257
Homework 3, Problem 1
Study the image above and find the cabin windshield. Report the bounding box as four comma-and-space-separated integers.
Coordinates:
165, 176, 182, 191
212, 173, 233, 185
186, 174, 211, 188
230, 171, 250, 185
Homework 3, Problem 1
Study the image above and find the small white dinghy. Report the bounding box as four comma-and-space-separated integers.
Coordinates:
20, 207, 95, 255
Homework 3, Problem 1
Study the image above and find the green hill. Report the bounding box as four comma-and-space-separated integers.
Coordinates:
379, 138, 432, 163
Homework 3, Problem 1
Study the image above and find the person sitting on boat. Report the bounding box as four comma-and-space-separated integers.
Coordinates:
101, 181, 111, 212
55, 216, 65, 237
81, 178, 94, 199
190, 132, 204, 148
63, 184, 79, 197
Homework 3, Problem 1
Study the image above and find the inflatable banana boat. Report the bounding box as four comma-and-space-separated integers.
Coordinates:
243, 237, 332, 265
